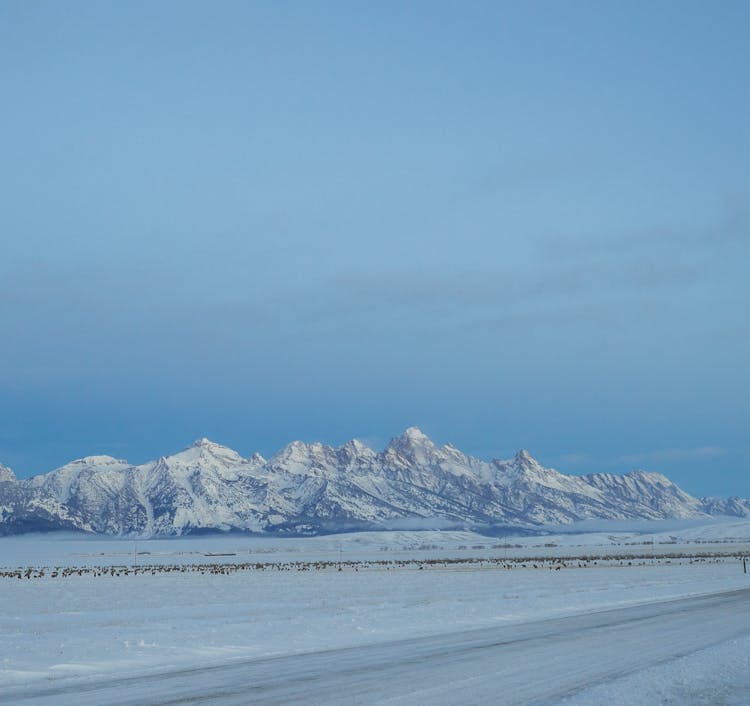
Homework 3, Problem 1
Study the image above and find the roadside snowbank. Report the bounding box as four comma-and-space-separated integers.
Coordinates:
562, 634, 750, 705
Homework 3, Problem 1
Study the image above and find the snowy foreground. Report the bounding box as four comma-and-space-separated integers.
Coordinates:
2, 521, 750, 704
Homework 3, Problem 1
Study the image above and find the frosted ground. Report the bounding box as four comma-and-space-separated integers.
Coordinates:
2, 518, 750, 704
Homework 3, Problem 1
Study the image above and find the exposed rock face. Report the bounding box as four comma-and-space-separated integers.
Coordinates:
0, 428, 746, 536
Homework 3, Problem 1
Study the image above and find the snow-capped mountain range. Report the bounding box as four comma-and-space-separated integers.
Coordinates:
0, 428, 748, 536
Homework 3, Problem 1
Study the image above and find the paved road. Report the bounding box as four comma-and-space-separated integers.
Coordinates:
8, 588, 750, 705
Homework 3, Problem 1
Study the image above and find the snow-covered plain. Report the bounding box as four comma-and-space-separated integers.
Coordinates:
2, 521, 750, 704
3, 515, 750, 568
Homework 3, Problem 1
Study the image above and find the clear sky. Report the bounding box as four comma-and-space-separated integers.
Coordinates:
1, 1, 748, 497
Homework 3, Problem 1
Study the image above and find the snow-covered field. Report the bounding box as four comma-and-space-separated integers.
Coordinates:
3, 515, 750, 568
2, 520, 750, 704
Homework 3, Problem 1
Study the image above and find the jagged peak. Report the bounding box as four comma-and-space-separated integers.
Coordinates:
387, 426, 435, 450
270, 439, 313, 464
440, 442, 471, 462
0, 463, 16, 482
275, 438, 373, 460
385, 427, 440, 466
338, 438, 377, 461
403, 426, 429, 441
280, 439, 310, 453
513, 449, 538, 466
342, 438, 374, 452
268, 438, 340, 474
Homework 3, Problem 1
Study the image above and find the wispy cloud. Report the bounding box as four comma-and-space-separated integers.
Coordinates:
614, 446, 726, 468
542, 199, 749, 261
558, 452, 591, 466
318, 255, 708, 334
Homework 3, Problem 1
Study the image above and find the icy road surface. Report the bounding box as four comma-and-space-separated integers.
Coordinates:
7, 586, 750, 705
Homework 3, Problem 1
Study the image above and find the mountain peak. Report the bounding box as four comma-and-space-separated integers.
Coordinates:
185, 437, 240, 455
270, 440, 312, 465
388, 426, 434, 446
514, 449, 537, 466
192, 437, 220, 448
166, 438, 245, 466
341, 438, 374, 454
386, 427, 438, 464
70, 455, 129, 467
0, 463, 16, 482
338, 438, 377, 463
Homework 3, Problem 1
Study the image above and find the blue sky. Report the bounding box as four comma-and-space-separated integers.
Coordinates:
1, 1, 748, 496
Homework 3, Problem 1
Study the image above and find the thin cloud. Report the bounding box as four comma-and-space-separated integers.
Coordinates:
543, 200, 750, 261
558, 452, 591, 466
614, 446, 726, 468
321, 255, 709, 333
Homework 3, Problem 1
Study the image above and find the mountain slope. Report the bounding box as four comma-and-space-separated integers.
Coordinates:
0, 428, 746, 536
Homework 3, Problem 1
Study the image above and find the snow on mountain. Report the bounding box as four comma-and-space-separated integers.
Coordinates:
28, 455, 131, 503
584, 470, 705, 519
0, 429, 747, 536
24, 455, 137, 534
0, 463, 15, 483
129, 439, 269, 536
700, 495, 750, 517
